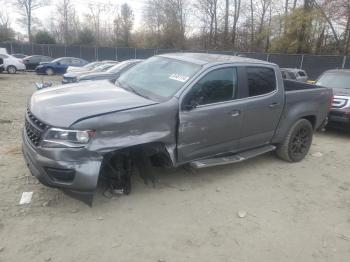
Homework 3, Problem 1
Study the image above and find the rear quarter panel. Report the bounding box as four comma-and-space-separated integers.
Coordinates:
272, 87, 332, 143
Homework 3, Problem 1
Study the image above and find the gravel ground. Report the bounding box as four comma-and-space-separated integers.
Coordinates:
0, 72, 350, 262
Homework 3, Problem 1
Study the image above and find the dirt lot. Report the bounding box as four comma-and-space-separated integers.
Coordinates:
0, 72, 350, 262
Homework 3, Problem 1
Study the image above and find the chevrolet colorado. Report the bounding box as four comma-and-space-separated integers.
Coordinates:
22, 53, 333, 205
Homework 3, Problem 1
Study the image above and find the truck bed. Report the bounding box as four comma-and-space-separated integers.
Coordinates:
272, 80, 333, 143
283, 79, 319, 91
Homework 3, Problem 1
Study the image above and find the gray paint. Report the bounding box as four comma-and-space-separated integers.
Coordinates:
22, 53, 332, 200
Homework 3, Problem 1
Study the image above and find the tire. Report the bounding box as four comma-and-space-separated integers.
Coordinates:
276, 119, 313, 162
45, 68, 54, 76
7, 65, 17, 74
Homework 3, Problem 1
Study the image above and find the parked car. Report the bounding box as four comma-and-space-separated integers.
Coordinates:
23, 55, 53, 70
22, 53, 332, 204
0, 54, 26, 74
77, 59, 142, 83
35, 57, 88, 75
280, 68, 308, 82
62, 63, 117, 84
0, 48, 8, 55
0, 57, 3, 73
316, 69, 350, 129
12, 53, 27, 59
66, 60, 117, 73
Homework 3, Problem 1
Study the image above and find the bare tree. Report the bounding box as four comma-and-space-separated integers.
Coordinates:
86, 2, 107, 45
55, 0, 78, 45
143, 0, 164, 48
143, 0, 187, 48
224, 0, 229, 45
293, 0, 299, 9
194, 0, 218, 48
114, 3, 134, 46
13, 0, 48, 42
231, 0, 241, 48
0, 3, 15, 41
249, 0, 255, 49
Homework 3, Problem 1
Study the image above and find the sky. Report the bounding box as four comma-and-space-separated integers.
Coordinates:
2, 0, 146, 34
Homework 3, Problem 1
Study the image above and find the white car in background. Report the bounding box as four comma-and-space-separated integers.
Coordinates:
0, 53, 26, 74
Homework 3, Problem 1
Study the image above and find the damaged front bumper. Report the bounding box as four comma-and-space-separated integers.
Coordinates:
22, 130, 103, 205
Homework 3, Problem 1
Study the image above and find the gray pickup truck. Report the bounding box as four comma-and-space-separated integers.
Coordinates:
22, 53, 332, 204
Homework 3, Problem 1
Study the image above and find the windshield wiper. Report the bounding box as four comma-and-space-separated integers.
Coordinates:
116, 79, 150, 99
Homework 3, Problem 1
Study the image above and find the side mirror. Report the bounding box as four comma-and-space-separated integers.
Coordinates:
56, 61, 60, 65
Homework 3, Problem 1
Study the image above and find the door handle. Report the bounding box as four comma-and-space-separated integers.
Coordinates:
230, 110, 241, 117
269, 102, 280, 108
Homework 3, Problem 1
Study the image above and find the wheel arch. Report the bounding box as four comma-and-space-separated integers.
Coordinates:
302, 115, 317, 129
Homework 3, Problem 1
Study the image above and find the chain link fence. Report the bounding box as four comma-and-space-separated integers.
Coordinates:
1, 42, 348, 79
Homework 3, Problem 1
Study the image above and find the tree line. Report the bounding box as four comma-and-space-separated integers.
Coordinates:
0, 0, 349, 55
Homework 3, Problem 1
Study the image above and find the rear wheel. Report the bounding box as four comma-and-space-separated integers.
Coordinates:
45, 68, 54, 76
7, 65, 17, 74
276, 119, 313, 162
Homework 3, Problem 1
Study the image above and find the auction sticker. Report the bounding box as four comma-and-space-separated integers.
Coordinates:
169, 73, 189, 82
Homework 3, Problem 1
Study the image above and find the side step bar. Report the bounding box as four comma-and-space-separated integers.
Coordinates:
190, 145, 276, 169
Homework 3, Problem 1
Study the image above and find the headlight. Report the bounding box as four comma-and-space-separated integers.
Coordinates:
42, 128, 95, 148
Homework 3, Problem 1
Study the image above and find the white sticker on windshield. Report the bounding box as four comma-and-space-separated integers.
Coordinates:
169, 73, 189, 83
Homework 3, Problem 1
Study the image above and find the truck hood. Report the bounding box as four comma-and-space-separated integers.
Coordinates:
332, 87, 350, 96
30, 80, 158, 127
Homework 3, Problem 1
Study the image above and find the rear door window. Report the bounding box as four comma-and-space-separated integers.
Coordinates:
59, 58, 70, 65
72, 58, 82, 66
246, 67, 276, 97
289, 71, 297, 80
30, 56, 40, 63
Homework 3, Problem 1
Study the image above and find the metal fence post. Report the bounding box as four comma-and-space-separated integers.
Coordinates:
10, 42, 13, 54
116, 47, 118, 61
134, 48, 137, 59
266, 53, 270, 62
300, 54, 305, 69
342, 56, 347, 69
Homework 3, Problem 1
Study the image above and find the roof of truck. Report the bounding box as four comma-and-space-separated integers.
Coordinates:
323, 69, 350, 74
159, 52, 275, 66
281, 68, 306, 72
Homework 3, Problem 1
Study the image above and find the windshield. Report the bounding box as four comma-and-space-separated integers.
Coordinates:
83, 62, 101, 69
118, 56, 202, 100
107, 61, 133, 73
51, 58, 61, 63
93, 64, 114, 72
316, 72, 350, 89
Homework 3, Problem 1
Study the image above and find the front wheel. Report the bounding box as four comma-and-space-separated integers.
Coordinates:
276, 119, 313, 162
45, 68, 54, 76
7, 65, 17, 74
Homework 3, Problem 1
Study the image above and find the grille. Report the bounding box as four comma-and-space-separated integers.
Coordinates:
25, 109, 47, 146
332, 97, 349, 109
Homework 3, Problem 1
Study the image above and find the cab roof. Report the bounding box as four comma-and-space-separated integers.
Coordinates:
159, 52, 275, 67
323, 69, 350, 74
